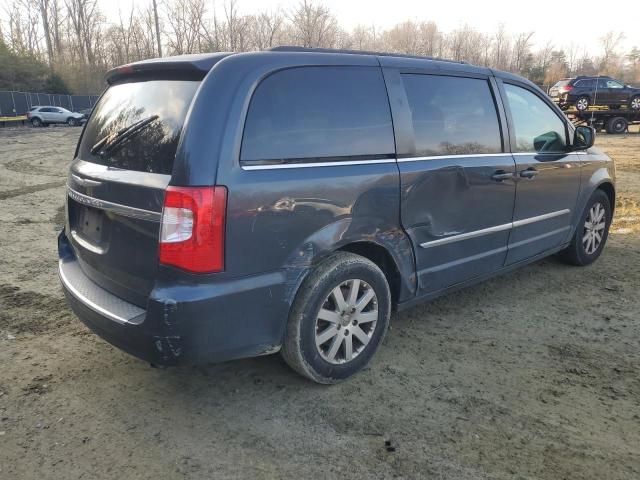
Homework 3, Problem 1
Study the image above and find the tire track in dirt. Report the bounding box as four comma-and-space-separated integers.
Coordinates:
0, 284, 72, 334
0, 180, 66, 200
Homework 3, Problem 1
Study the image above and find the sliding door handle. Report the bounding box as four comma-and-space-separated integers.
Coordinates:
491, 171, 514, 182
519, 168, 538, 179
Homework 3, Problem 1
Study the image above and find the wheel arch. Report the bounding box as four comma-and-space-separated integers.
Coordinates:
596, 180, 616, 215
336, 241, 404, 306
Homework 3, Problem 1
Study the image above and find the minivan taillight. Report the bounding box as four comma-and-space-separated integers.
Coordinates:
159, 186, 227, 273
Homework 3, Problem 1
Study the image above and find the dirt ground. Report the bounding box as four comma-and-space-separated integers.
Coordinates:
0, 126, 639, 480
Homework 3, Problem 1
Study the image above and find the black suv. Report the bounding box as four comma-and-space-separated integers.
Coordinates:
549, 76, 640, 111
58, 48, 615, 383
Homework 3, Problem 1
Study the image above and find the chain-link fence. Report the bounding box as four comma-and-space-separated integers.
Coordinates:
0, 91, 100, 117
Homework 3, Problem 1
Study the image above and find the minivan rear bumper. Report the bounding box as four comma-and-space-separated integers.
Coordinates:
58, 230, 291, 366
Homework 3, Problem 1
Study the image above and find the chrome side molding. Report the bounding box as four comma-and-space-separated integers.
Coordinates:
420, 209, 571, 249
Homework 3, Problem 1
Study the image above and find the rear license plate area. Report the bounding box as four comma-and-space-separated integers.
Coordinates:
76, 205, 108, 244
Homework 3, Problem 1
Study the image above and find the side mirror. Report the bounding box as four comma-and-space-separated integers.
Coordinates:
573, 125, 595, 150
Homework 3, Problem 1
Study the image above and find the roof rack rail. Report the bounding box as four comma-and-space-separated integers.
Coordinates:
268, 46, 467, 65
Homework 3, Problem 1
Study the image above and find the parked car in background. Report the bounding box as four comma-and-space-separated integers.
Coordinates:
59, 48, 615, 383
78, 107, 94, 120
27, 106, 85, 127
549, 76, 640, 111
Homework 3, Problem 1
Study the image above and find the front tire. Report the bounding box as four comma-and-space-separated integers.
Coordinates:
559, 189, 612, 266
281, 252, 391, 384
67, 117, 78, 126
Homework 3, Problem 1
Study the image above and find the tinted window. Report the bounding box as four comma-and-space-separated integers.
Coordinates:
401, 74, 502, 156
606, 80, 624, 88
78, 79, 200, 174
504, 84, 567, 153
40, 107, 53, 112
241, 67, 394, 162
575, 79, 595, 88
553, 80, 570, 88
597, 78, 610, 89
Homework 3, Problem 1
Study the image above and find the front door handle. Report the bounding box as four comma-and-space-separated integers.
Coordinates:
491, 170, 513, 182
519, 168, 538, 179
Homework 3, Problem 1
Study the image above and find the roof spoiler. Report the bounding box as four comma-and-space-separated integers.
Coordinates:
105, 53, 232, 84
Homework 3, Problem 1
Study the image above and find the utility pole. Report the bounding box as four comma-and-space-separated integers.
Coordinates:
152, 0, 162, 57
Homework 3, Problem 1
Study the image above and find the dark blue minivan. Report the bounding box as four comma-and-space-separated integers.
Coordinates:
58, 47, 615, 383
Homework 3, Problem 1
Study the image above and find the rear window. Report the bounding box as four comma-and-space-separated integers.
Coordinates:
78, 79, 200, 174
241, 66, 394, 164
401, 74, 502, 156
552, 80, 570, 88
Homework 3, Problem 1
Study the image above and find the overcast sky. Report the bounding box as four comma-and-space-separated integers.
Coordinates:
105, 0, 637, 54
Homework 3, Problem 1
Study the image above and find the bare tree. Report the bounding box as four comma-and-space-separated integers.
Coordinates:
511, 31, 534, 73
288, 0, 338, 48
65, 0, 101, 66
165, 0, 207, 54
250, 10, 284, 50
2, 0, 638, 95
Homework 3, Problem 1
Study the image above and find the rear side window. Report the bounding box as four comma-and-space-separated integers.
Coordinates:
241, 66, 394, 163
574, 79, 595, 88
553, 80, 570, 88
401, 74, 502, 156
504, 84, 567, 153
78, 79, 200, 174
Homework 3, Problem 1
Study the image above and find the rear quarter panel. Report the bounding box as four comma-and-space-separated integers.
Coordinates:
174, 52, 416, 305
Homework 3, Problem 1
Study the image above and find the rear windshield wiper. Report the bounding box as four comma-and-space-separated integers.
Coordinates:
91, 115, 159, 157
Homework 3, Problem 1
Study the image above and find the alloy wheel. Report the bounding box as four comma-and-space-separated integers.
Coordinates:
576, 98, 589, 111
583, 202, 606, 255
314, 279, 378, 364
631, 97, 640, 110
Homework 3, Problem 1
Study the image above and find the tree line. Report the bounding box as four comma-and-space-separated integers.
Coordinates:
1, 0, 638, 95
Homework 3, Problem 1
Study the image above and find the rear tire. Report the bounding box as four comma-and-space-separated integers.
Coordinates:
67, 117, 78, 127
281, 252, 391, 384
559, 189, 612, 266
606, 116, 628, 134
629, 96, 640, 111
31, 117, 42, 127
575, 96, 590, 111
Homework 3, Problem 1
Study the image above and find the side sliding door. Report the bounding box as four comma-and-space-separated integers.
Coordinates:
386, 69, 517, 295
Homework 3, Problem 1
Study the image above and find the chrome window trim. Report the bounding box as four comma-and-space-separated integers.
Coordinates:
67, 186, 162, 222
398, 153, 512, 163
510, 152, 566, 156
241, 158, 397, 170
241, 152, 572, 170
420, 209, 571, 249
